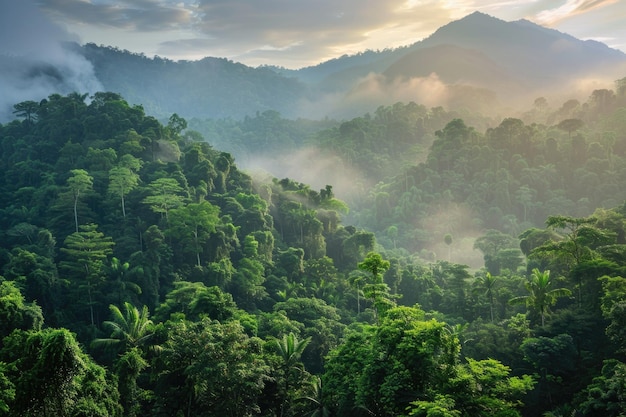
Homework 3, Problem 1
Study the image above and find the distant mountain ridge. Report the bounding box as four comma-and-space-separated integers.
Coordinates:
73, 12, 626, 120
417, 12, 626, 84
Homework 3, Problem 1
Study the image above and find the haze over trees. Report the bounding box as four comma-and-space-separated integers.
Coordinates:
2, 11, 626, 417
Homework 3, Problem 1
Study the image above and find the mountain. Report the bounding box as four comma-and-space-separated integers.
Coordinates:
77, 43, 308, 120
416, 11, 626, 86
312, 12, 626, 113
11, 12, 621, 121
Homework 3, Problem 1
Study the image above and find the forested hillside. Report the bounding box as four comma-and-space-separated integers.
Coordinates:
188, 81, 626, 267
2, 85, 626, 417
78, 43, 308, 120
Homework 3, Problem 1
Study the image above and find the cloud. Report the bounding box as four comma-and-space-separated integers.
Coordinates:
535, 0, 618, 25
0, 0, 74, 55
33, 0, 461, 68
186, 0, 459, 66
24, 0, 626, 69
330, 72, 502, 118
0, 0, 102, 121
242, 146, 373, 205
38, 0, 193, 31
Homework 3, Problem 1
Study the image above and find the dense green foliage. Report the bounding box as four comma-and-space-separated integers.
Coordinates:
2, 83, 626, 416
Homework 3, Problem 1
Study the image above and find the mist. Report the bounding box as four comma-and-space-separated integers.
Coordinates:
242, 146, 374, 205
0, 0, 102, 122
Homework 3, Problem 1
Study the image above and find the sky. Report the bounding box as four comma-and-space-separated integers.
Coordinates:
2, 0, 626, 69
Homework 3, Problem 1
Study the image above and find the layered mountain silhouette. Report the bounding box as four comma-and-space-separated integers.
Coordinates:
5, 11, 622, 121
415, 12, 625, 86
305, 12, 626, 115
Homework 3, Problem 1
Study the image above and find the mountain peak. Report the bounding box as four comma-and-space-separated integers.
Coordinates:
424, 11, 511, 44
462, 11, 500, 20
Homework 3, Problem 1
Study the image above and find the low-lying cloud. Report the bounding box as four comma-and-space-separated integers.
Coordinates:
324, 72, 501, 118
0, 0, 102, 121
242, 146, 373, 206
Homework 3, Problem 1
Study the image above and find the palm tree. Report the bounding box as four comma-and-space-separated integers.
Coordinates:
473, 272, 498, 322
107, 257, 141, 306
92, 302, 157, 353
276, 332, 311, 417
510, 269, 571, 327
298, 376, 330, 417
92, 302, 158, 417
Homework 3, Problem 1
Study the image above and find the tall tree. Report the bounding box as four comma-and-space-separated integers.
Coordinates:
142, 177, 186, 220
66, 169, 93, 232
60, 223, 115, 327
473, 272, 498, 323
358, 251, 393, 323
556, 118, 584, 138
167, 200, 220, 267
108, 165, 140, 219
12, 100, 40, 124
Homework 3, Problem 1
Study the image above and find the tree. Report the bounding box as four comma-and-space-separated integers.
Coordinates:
167, 113, 187, 136
474, 230, 520, 275
434, 261, 472, 320
154, 318, 269, 417
92, 302, 157, 354
92, 302, 156, 417
12, 100, 40, 124
556, 118, 584, 138
60, 223, 115, 327
271, 297, 343, 374
322, 323, 376, 416
3, 245, 61, 317
0, 280, 43, 339
537, 215, 614, 306
600, 275, 626, 353
105, 256, 141, 307
543, 215, 603, 266
154, 281, 238, 323
114, 347, 148, 417
108, 165, 139, 218
509, 268, 571, 327
473, 272, 498, 323
167, 200, 220, 267
296, 376, 330, 417
231, 257, 267, 310
275, 332, 311, 417
442, 358, 533, 417
325, 306, 460, 416
407, 394, 460, 417
142, 177, 186, 220
0, 361, 14, 414
1, 328, 122, 417
66, 169, 93, 232
577, 359, 626, 416
520, 334, 577, 412
358, 251, 393, 323
347, 270, 366, 315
